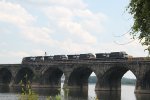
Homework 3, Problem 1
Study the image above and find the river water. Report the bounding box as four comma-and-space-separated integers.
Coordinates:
0, 84, 150, 100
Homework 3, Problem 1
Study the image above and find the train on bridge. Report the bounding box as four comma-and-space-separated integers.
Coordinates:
22, 52, 130, 63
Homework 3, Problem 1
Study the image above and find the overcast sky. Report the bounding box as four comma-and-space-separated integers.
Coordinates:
0, 0, 146, 79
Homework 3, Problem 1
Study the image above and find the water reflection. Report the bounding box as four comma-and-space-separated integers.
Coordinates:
0, 85, 10, 93
135, 94, 150, 100
0, 85, 150, 100
68, 88, 88, 100
96, 91, 121, 100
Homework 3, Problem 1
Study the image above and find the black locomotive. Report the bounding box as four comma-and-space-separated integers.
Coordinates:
79, 53, 95, 60
109, 52, 128, 59
22, 57, 35, 63
44, 56, 53, 61
35, 56, 44, 62
95, 53, 109, 59
53, 55, 67, 60
22, 51, 129, 63
67, 54, 80, 60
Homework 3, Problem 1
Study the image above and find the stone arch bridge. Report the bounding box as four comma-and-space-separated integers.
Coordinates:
0, 59, 150, 94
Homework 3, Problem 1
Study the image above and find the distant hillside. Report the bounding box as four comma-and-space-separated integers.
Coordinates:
88, 76, 136, 85
121, 77, 136, 85
88, 76, 97, 83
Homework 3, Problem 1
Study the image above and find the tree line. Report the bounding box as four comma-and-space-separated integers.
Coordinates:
88, 76, 136, 85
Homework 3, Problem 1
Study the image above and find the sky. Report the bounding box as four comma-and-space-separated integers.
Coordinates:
0, 0, 147, 78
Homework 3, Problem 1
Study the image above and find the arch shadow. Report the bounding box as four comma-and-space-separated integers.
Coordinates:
0, 68, 12, 85
41, 67, 63, 88
14, 67, 34, 84
96, 66, 137, 91
68, 66, 97, 89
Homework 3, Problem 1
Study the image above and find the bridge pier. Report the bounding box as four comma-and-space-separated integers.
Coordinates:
135, 89, 150, 94
95, 78, 121, 91
135, 79, 150, 94
63, 73, 89, 89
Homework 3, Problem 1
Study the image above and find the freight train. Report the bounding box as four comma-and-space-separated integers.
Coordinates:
22, 52, 129, 63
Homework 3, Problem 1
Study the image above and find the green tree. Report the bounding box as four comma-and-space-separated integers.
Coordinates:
128, 0, 150, 53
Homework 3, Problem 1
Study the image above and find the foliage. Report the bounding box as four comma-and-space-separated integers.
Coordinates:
128, 0, 150, 53
46, 95, 61, 100
18, 75, 61, 100
18, 80, 38, 100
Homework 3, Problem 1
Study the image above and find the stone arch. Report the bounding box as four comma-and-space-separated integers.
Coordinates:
15, 67, 34, 84
41, 67, 63, 88
0, 68, 12, 85
96, 66, 137, 91
68, 65, 96, 89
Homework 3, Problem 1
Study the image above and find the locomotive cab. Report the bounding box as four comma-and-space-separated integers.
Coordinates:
22, 57, 35, 64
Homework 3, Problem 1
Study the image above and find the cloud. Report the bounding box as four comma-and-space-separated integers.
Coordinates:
0, 51, 29, 57
58, 20, 97, 44
0, 0, 107, 46
0, 1, 35, 26
74, 9, 107, 33
43, 4, 107, 44
56, 39, 96, 53
0, 42, 7, 47
0, 1, 56, 45
22, 0, 87, 9
0, 51, 29, 64
48, 0, 87, 9
21, 26, 55, 45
